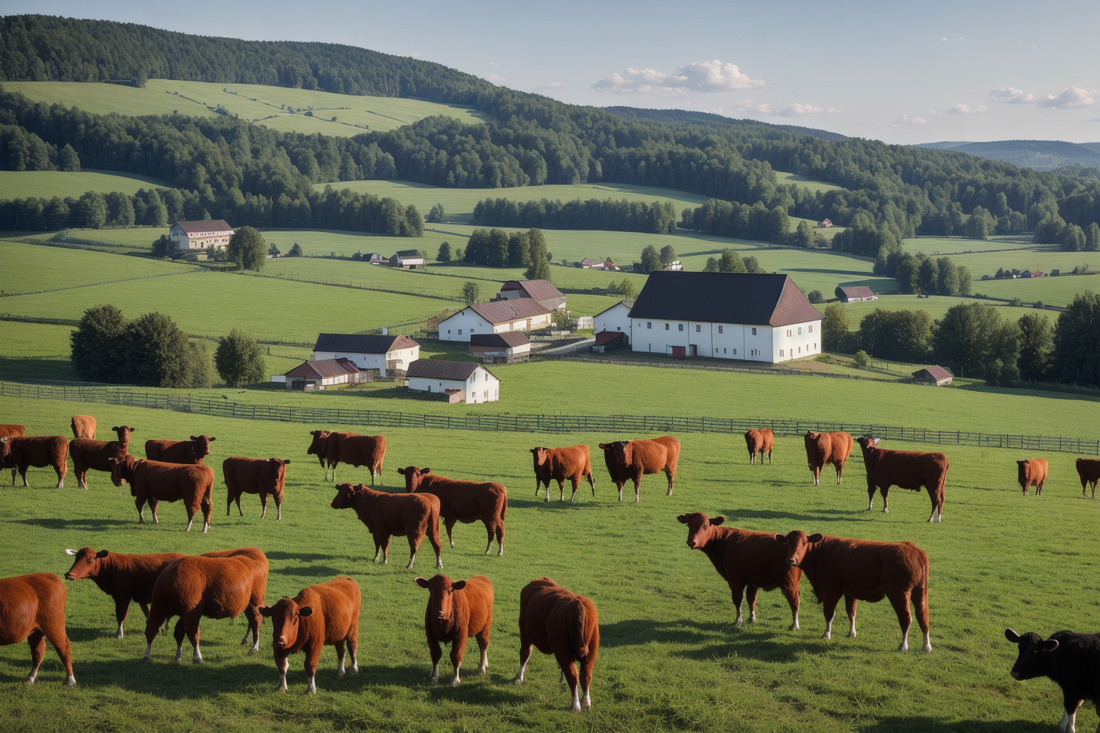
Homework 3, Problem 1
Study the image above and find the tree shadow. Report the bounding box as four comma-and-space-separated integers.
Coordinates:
265, 550, 337, 563
270, 564, 348, 578
16, 517, 135, 530
598, 617, 806, 663
719, 508, 857, 524
856, 716, 1050, 732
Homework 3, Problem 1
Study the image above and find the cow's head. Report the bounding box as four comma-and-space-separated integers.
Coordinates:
112, 426, 136, 445
330, 482, 359, 509
774, 530, 823, 567
1016, 461, 1031, 490
397, 466, 430, 493
260, 598, 314, 650
677, 512, 724, 550
1004, 628, 1059, 680
856, 437, 881, 454
0, 437, 11, 466
63, 547, 109, 581
267, 458, 291, 495
189, 435, 214, 459
307, 430, 331, 466
610, 440, 633, 467
530, 447, 550, 468
745, 430, 759, 448
108, 454, 139, 489
415, 574, 465, 637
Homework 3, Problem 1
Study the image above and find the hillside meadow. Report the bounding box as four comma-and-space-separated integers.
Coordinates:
0, 170, 169, 201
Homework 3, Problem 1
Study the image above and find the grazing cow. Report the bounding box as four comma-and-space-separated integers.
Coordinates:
0, 435, 68, 488
745, 428, 775, 465
598, 436, 680, 502
63, 547, 186, 638
0, 573, 76, 686
415, 574, 493, 687
307, 430, 385, 484
144, 435, 215, 465
774, 530, 931, 652
530, 445, 595, 502
1005, 628, 1100, 733
330, 483, 442, 570
70, 425, 135, 490
109, 455, 214, 532
856, 437, 949, 522
399, 466, 507, 556
677, 512, 801, 630
143, 547, 268, 662
1017, 458, 1049, 496
260, 577, 360, 694
0, 424, 26, 439
804, 431, 853, 486
70, 415, 96, 440
515, 577, 599, 711
223, 457, 291, 520
1076, 458, 1100, 499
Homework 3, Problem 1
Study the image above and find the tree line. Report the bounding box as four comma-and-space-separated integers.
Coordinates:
473, 197, 677, 234
461, 228, 552, 280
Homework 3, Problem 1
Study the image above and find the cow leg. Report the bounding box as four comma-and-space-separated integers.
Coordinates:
305, 644, 322, 694
372, 541, 383, 564
579, 655, 594, 710
911, 582, 931, 652
347, 629, 359, 674
444, 518, 457, 549
335, 640, 347, 677
665, 468, 674, 496
77, 469, 88, 491
476, 628, 490, 676
835, 465, 843, 485
275, 496, 282, 521
880, 488, 890, 514
495, 523, 504, 557
202, 487, 213, 533
767, 450, 772, 465
558, 480, 565, 502
26, 630, 45, 684
555, 654, 582, 711
259, 493, 268, 520
746, 585, 760, 623
811, 468, 820, 486
514, 639, 533, 683
449, 633, 467, 687
866, 483, 876, 511
633, 478, 641, 503
1058, 698, 1082, 733
821, 594, 842, 640
616, 482, 623, 502
38, 620, 75, 687
114, 597, 131, 639
845, 596, 859, 638
729, 584, 746, 626
185, 617, 203, 663
427, 635, 443, 685
150, 500, 160, 525
782, 584, 800, 631
404, 535, 418, 570
172, 618, 186, 662
887, 591, 913, 652
569, 477, 579, 502
243, 604, 262, 652
587, 472, 596, 497
276, 651, 290, 692
144, 605, 171, 659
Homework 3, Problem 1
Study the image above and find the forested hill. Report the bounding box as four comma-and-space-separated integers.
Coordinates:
603, 107, 849, 143
915, 140, 1100, 172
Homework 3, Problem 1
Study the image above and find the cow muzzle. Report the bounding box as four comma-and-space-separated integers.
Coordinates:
1009, 670, 1021, 680
786, 559, 799, 567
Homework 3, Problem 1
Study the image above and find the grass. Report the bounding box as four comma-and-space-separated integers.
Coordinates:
775, 171, 845, 195
968, 274, 1100, 307
0, 241, 193, 295
820, 295, 1048, 324
0, 170, 170, 201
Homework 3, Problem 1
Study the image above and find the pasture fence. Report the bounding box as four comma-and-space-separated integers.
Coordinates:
2, 380, 1098, 455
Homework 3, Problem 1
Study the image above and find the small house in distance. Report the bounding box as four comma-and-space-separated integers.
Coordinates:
438, 300, 552, 343
469, 332, 531, 364
169, 220, 234, 251
912, 366, 953, 386
390, 250, 426, 269
313, 333, 420, 377
406, 360, 500, 403
838, 286, 878, 303
494, 280, 566, 311
360, 252, 385, 264
279, 358, 363, 391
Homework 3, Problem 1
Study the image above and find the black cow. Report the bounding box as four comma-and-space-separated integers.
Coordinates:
1005, 628, 1100, 733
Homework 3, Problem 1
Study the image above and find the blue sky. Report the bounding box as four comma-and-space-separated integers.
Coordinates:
6, 0, 1099, 144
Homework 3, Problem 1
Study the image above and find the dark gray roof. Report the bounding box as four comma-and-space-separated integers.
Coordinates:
470, 332, 530, 348
285, 358, 359, 379
406, 359, 481, 381
314, 333, 419, 354
629, 272, 821, 327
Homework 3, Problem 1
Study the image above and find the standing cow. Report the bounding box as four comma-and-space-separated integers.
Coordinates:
70, 425, 135, 490
1005, 628, 1100, 733
330, 483, 443, 570
0, 573, 76, 686
530, 445, 595, 502
399, 466, 507, 556
856, 437, 949, 522
1017, 458, 1049, 496
0, 435, 68, 488
145, 435, 215, 465
109, 455, 214, 532
415, 574, 493, 687
804, 431, 853, 486
775, 530, 931, 652
745, 428, 774, 465
678, 513, 801, 630
0, 424, 26, 439
515, 577, 599, 711
307, 430, 385, 484
223, 457, 291, 520
260, 577, 360, 694
598, 436, 680, 502
70, 415, 96, 440
1076, 458, 1100, 499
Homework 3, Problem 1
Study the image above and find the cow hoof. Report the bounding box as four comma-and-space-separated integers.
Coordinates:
65, 676, 76, 687
429, 676, 439, 686
451, 678, 461, 688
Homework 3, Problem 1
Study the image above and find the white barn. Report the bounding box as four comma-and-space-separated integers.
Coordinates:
169, 220, 234, 251
438, 300, 552, 343
406, 360, 500, 403
629, 272, 822, 364
594, 300, 634, 344
313, 333, 420, 377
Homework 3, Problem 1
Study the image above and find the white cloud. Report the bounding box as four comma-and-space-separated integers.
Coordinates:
990, 87, 1039, 104
737, 100, 839, 117
546, 82, 564, 89
593, 60, 763, 95
949, 104, 987, 115
891, 114, 928, 127
487, 74, 503, 83
1037, 87, 1096, 109
489, 62, 500, 68
940, 36, 966, 42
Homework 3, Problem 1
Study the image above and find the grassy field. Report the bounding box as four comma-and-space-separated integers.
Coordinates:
0, 170, 170, 201
817, 295, 1045, 324
0, 241, 194, 295
774, 171, 845, 195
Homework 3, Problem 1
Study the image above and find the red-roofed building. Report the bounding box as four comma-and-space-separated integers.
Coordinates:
494, 280, 566, 311
438, 299, 552, 343
169, 220, 235, 251
280, 358, 363, 391
912, 366, 954, 386
469, 332, 531, 364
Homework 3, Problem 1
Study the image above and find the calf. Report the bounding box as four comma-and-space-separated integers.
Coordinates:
143, 547, 268, 662
330, 483, 442, 570
1005, 628, 1100, 733
223, 456, 291, 520
745, 428, 774, 465
415, 574, 493, 687
0, 424, 26, 439
0, 435, 68, 488
678, 513, 801, 630
109, 455, 214, 532
0, 573, 76, 686
70, 425, 135, 490
530, 445, 595, 502
260, 577, 360, 694
399, 466, 507, 556
63, 547, 186, 638
775, 530, 931, 652
804, 431, 853, 486
70, 415, 96, 440
515, 577, 599, 711
599, 436, 680, 502
1017, 458, 1049, 496
1076, 458, 1100, 499
144, 435, 215, 465
857, 437, 949, 522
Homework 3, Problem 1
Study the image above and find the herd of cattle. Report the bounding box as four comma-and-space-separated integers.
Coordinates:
1, 418, 1099, 725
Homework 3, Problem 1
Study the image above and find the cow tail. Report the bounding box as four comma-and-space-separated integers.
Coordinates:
573, 601, 589, 660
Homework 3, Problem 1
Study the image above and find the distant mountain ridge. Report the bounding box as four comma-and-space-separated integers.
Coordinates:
603, 107, 849, 142
915, 140, 1100, 171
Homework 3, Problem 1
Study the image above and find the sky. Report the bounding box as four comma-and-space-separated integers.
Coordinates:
6, 0, 1100, 145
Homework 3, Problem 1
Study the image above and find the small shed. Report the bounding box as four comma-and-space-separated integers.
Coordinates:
406, 360, 500, 403
577, 258, 594, 269
389, 250, 425, 269
361, 252, 384, 264
838, 286, 878, 303
282, 358, 363, 391
469, 332, 531, 364
592, 331, 628, 353
912, 366, 954, 387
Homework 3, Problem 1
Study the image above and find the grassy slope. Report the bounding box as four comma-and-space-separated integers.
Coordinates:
0, 241, 193, 295
0, 170, 170, 200
817, 295, 1043, 324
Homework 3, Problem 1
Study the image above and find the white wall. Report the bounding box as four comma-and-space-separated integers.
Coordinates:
629, 318, 821, 363
595, 303, 633, 343
440, 310, 495, 342
408, 367, 499, 403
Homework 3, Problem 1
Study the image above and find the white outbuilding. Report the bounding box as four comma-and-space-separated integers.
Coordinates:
594, 300, 634, 344
406, 360, 500, 403
313, 333, 420, 377
438, 299, 552, 343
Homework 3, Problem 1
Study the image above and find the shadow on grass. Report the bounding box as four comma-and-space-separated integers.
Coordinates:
16, 517, 135, 530
600, 617, 808, 663
270, 564, 350, 578
857, 717, 1048, 733
507, 497, 600, 510
719, 507, 857, 524
265, 550, 338, 563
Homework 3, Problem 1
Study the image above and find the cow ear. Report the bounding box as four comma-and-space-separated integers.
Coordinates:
96, 549, 109, 558
422, 468, 431, 474
598, 443, 606, 449
210, 436, 216, 441
415, 577, 431, 588
774, 533, 788, 543
1004, 628, 1021, 643
872, 438, 880, 446
676, 514, 688, 524
283, 460, 290, 465
1041, 639, 1060, 652
65, 549, 77, 556
397, 467, 406, 475
808, 533, 824, 543
299, 607, 313, 618
452, 580, 466, 591
259, 605, 273, 617
190, 436, 197, 441
712, 516, 725, 526
530, 448, 538, 454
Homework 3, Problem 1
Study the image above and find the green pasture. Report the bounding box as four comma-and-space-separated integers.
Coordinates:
0, 241, 193, 295
0, 321, 76, 382
902, 235, 1035, 256
11, 229, 167, 253
774, 171, 845, 195
0, 392, 1097, 732
822, 295, 1043, 325
968, 273, 1100, 307
0, 171, 169, 201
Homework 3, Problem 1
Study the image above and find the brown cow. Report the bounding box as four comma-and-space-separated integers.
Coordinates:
515, 577, 599, 711
144, 435, 215, 465
415, 574, 493, 687
804, 431, 853, 486
598, 436, 680, 502
143, 547, 268, 662
223, 456, 291, 520
259, 577, 360, 694
307, 430, 385, 484
70, 415, 96, 440
330, 483, 443, 570
1017, 458, 1049, 496
775, 530, 931, 652
856, 437, 949, 523
0, 435, 68, 488
1076, 458, 1100, 499
0, 424, 26, 439
531, 446, 595, 502
70, 425, 135, 490
399, 466, 507, 556
677, 512, 801, 630
109, 455, 214, 532
63, 547, 187, 638
598, 442, 630, 496
745, 428, 774, 465
0, 573, 76, 686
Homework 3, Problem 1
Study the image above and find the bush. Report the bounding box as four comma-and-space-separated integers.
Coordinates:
215, 329, 266, 387
853, 350, 870, 368
807, 290, 824, 304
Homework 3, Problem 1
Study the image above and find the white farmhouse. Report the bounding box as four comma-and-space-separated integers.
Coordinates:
629, 272, 822, 364
313, 333, 420, 377
594, 300, 634, 344
438, 300, 552, 343
406, 360, 500, 403
169, 220, 234, 251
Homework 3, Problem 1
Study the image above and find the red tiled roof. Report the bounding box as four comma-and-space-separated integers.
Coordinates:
840, 286, 877, 299
500, 279, 564, 302
912, 366, 954, 382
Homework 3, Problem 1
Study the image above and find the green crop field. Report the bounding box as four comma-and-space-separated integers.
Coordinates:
818, 295, 1043, 324
968, 273, 1100, 307
0, 171, 169, 201
0, 241, 193, 295
774, 171, 845, 195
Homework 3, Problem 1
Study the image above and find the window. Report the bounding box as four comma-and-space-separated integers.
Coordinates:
798, 347, 801, 353
458, 329, 462, 335
786, 329, 792, 337
617, 326, 621, 331
809, 325, 814, 333
678, 324, 684, 332
733, 348, 737, 355
780, 349, 785, 357
647, 322, 652, 329
447, 330, 451, 335
665, 323, 669, 330
798, 327, 803, 335
695, 324, 700, 333
751, 328, 757, 336
718, 325, 724, 334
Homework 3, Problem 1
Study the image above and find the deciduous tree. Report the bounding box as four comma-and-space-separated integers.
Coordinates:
462, 281, 480, 305
1016, 313, 1053, 383
70, 304, 128, 382
227, 225, 267, 271
214, 329, 266, 387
